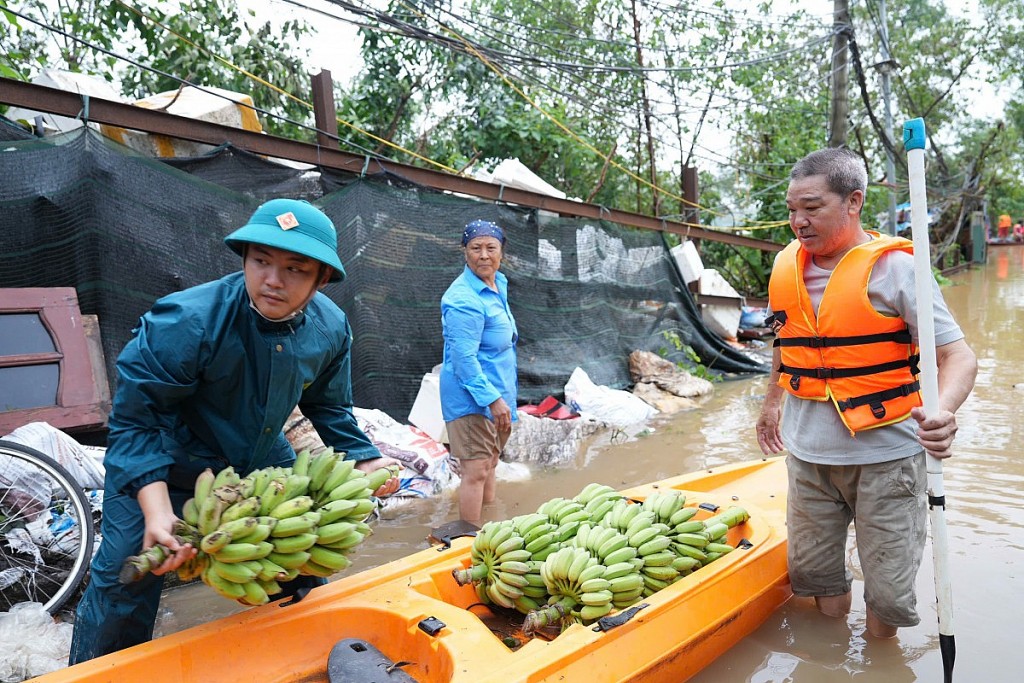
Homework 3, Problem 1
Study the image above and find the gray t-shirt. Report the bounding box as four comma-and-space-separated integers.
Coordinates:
777, 249, 964, 465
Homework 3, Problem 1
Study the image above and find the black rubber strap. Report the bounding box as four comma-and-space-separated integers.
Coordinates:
929, 494, 946, 508
779, 355, 919, 380
836, 381, 920, 412
773, 327, 912, 349
593, 603, 649, 632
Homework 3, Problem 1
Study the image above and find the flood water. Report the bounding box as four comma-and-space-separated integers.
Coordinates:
155, 246, 1024, 682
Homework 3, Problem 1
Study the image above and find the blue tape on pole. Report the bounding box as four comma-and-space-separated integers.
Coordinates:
903, 118, 927, 151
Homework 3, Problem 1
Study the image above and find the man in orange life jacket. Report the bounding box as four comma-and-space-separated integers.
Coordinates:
755, 148, 977, 640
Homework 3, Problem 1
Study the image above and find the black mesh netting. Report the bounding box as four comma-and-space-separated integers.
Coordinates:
0, 126, 766, 423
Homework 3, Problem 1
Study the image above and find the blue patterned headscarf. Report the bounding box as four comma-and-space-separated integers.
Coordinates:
462, 219, 506, 246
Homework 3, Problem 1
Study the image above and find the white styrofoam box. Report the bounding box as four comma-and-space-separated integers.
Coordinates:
407, 365, 447, 443
99, 85, 263, 158
698, 268, 742, 341
671, 240, 704, 284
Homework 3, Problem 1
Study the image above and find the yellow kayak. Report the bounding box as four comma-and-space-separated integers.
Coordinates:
38, 456, 791, 683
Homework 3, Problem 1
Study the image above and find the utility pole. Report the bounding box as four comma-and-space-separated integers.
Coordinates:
875, 0, 898, 235
828, 0, 850, 148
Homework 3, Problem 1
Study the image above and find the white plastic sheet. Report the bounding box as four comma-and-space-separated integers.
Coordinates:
0, 602, 73, 682
563, 367, 658, 429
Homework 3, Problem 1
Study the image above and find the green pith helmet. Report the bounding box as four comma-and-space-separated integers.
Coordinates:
224, 198, 346, 282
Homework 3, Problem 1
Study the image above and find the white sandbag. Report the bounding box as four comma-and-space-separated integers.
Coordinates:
3, 422, 106, 491
563, 367, 658, 429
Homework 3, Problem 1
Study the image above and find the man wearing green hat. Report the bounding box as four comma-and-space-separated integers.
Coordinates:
70, 198, 397, 663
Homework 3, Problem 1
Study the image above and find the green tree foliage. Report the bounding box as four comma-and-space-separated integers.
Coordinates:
0, 0, 314, 139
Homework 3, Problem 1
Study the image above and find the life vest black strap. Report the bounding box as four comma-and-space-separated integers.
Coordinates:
773, 327, 912, 349
836, 381, 921, 418
779, 354, 920, 380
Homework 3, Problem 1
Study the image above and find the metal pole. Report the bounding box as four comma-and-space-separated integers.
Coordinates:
878, 0, 898, 235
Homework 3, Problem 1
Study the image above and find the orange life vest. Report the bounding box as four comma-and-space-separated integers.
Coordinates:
767, 233, 922, 434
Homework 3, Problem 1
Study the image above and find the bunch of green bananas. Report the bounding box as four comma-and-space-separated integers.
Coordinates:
668, 505, 747, 570
119, 448, 395, 606
452, 519, 539, 613
451, 482, 753, 636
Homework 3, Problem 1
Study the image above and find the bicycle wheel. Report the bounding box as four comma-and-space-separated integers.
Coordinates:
0, 438, 95, 614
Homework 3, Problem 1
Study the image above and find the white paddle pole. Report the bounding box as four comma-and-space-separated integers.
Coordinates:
903, 117, 955, 683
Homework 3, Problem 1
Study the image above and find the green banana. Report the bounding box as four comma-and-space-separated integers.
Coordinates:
319, 459, 357, 498
203, 565, 246, 600
578, 603, 613, 622
200, 530, 233, 554
270, 495, 315, 520
281, 474, 312, 502
216, 516, 259, 540
641, 550, 676, 568
240, 579, 270, 606
577, 564, 606, 584
308, 544, 352, 571
579, 589, 613, 606
497, 560, 532, 575
496, 548, 532, 564
668, 506, 698, 526
675, 532, 710, 548
671, 542, 708, 563
315, 521, 358, 545
299, 560, 338, 578
642, 565, 679, 582
214, 541, 274, 563
579, 577, 612, 593
212, 466, 240, 491
705, 542, 735, 554
602, 546, 638, 565
210, 558, 259, 584
608, 573, 644, 594
270, 513, 320, 538
602, 562, 637, 580
197, 492, 228, 536
258, 479, 288, 516
364, 466, 395, 493
307, 449, 339, 493
182, 498, 200, 527
193, 469, 216, 510
258, 558, 290, 582
266, 550, 311, 570
292, 449, 311, 477
326, 477, 371, 503
271, 533, 318, 554
317, 529, 364, 550
637, 536, 672, 557
316, 498, 360, 524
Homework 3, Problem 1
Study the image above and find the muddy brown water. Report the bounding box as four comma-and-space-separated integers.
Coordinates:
154, 247, 1024, 681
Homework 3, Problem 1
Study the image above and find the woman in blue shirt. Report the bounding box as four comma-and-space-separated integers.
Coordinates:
440, 220, 518, 526
70, 199, 397, 663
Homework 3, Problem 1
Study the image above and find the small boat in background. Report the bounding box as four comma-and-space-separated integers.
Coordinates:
36, 457, 791, 683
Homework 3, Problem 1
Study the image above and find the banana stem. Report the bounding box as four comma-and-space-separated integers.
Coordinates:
523, 596, 575, 635
452, 563, 490, 586
118, 544, 170, 584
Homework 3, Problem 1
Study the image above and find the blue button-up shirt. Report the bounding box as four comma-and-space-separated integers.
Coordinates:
440, 265, 518, 422
104, 271, 379, 496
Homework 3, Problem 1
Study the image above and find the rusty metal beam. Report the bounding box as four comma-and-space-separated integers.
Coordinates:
0, 78, 783, 252
310, 70, 338, 149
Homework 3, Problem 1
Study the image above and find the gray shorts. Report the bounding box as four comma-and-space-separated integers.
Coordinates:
786, 453, 927, 627
446, 414, 510, 461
